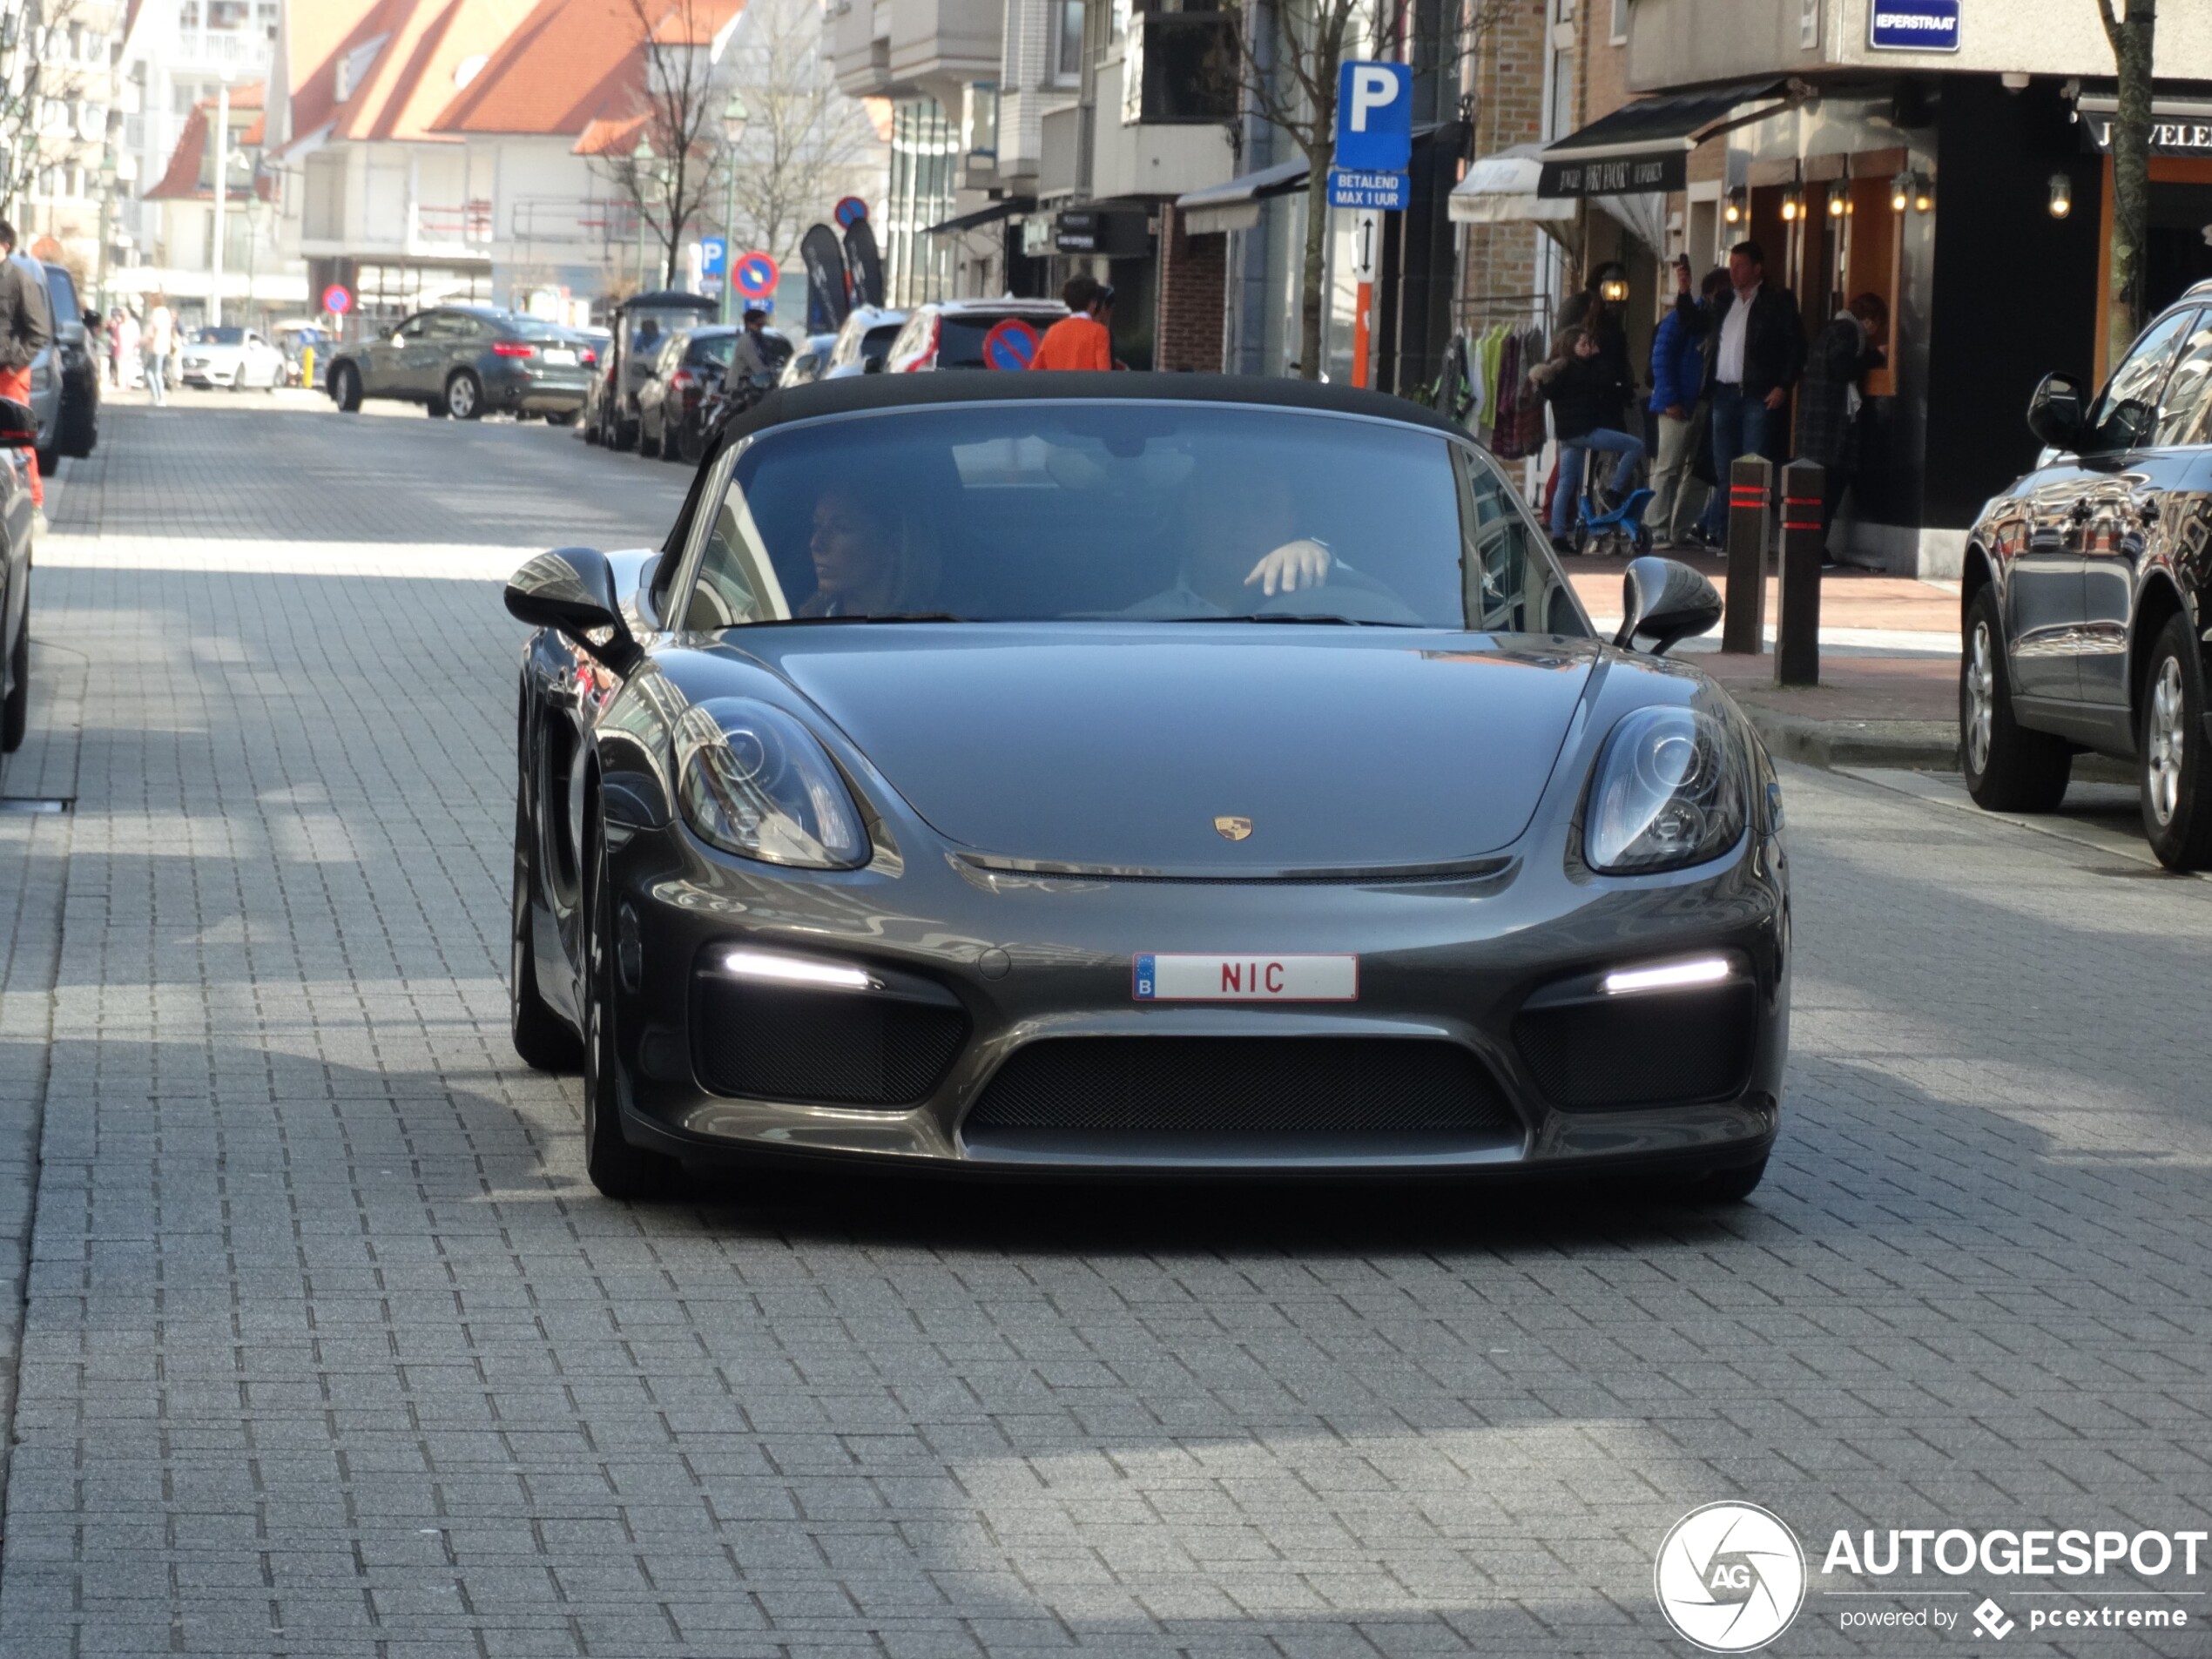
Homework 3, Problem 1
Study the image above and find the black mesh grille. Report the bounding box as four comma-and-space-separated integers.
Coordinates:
1513, 982, 1757, 1109
965, 1037, 1516, 1134
691, 980, 968, 1106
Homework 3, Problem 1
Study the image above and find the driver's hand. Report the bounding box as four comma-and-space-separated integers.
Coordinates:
1244, 539, 1332, 597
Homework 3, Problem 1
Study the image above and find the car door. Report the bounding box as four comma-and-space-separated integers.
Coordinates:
2080, 309, 2212, 708
2018, 307, 2200, 705
363, 312, 428, 395
415, 310, 480, 395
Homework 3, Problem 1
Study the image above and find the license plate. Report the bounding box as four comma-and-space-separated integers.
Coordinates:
541, 348, 577, 366
1133, 954, 1358, 1001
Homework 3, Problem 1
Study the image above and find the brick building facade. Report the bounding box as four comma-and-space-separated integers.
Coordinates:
1456, 0, 1552, 320
1154, 206, 1227, 373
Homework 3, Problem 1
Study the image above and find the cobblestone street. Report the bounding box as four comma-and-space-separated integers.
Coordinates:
0, 401, 2205, 1656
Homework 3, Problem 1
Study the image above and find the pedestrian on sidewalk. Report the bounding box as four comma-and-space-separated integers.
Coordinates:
1644, 259, 1725, 549
1795, 292, 1889, 567
144, 295, 174, 406
1031, 275, 1115, 371
1686, 240, 1804, 546
0, 220, 51, 523
1530, 325, 1646, 553
112, 305, 139, 390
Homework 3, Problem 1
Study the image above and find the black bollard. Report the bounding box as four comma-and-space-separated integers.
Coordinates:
1776, 459, 1825, 687
1722, 455, 1772, 656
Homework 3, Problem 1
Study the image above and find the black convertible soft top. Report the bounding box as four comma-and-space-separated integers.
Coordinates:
732, 371, 1463, 442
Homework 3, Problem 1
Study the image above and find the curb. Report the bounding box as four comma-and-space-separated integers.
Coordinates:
1746, 712, 1959, 772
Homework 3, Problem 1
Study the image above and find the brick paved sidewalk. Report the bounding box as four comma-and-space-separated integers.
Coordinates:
0, 401, 2205, 1657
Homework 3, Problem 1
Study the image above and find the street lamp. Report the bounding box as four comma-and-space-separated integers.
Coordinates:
634, 134, 654, 287
211, 71, 233, 326
721, 92, 748, 322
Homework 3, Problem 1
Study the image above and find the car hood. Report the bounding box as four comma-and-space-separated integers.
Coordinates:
733, 626, 1599, 870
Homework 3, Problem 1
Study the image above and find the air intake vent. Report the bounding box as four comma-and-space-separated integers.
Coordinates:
1513, 981, 1757, 1109
965, 1036, 1517, 1135
691, 979, 967, 1107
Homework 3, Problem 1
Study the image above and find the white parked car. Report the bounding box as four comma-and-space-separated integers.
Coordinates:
179, 327, 286, 391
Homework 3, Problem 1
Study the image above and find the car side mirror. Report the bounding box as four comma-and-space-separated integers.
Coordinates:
504, 547, 642, 672
2027, 371, 2087, 452
0, 398, 36, 450
1613, 556, 1722, 656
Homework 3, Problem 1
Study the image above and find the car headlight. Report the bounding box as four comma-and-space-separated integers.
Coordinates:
673, 698, 867, 869
1583, 705, 1746, 873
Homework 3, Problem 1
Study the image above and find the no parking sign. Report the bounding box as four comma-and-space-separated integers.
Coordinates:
733, 251, 779, 300
981, 318, 1040, 371
322, 285, 352, 316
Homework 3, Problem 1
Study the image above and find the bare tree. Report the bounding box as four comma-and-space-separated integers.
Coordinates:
1226, 0, 1510, 380
591, 0, 732, 289
0, 0, 97, 227
717, 0, 880, 268
2096, 0, 2156, 366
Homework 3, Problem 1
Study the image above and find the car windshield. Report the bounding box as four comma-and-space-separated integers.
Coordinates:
195, 327, 245, 345
678, 402, 1588, 633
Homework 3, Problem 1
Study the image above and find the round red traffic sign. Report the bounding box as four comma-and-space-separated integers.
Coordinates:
834, 196, 868, 228
321, 285, 353, 315
733, 251, 779, 299
981, 318, 1041, 371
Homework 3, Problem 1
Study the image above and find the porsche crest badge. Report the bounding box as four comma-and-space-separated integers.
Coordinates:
1213, 816, 1253, 841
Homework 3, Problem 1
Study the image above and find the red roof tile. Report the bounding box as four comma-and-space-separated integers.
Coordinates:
145, 84, 268, 202
429, 0, 743, 138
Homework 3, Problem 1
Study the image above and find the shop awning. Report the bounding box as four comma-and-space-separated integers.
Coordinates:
2074, 83, 2212, 157
1448, 144, 1577, 225
1174, 158, 1308, 235
923, 197, 1036, 236
1539, 78, 1804, 197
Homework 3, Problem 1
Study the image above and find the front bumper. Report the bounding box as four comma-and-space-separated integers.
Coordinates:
597, 815, 1789, 1177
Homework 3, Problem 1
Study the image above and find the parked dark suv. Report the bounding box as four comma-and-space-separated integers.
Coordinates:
323, 305, 593, 421
1966, 278, 2212, 867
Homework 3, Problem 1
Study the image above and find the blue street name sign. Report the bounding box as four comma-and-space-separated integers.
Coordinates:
1328, 168, 1408, 212
700, 235, 729, 276
1868, 0, 1959, 51
1333, 60, 1412, 174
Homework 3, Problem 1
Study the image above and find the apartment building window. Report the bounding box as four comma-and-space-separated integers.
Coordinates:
1799, 0, 1818, 48
1056, 0, 1083, 82
1609, 0, 1627, 44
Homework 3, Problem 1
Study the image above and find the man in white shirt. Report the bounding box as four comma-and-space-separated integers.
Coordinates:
1689, 241, 1804, 545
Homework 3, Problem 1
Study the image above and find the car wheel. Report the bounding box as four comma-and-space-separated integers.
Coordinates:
581, 817, 680, 1200
2138, 610, 2212, 870
547, 409, 578, 428
2, 576, 26, 754
1961, 584, 2070, 812
663, 420, 690, 463
332, 364, 362, 413
511, 781, 583, 1072
445, 371, 482, 420
583, 415, 601, 444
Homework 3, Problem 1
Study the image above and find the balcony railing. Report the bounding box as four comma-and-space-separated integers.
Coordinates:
172, 29, 254, 68
415, 199, 493, 248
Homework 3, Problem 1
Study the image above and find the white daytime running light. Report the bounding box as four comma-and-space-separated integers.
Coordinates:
1601, 957, 1732, 995
721, 949, 877, 991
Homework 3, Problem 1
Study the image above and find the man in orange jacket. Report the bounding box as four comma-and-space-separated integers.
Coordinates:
1031, 274, 1114, 371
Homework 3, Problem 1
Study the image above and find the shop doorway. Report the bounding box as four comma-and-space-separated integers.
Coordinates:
2144, 183, 2212, 319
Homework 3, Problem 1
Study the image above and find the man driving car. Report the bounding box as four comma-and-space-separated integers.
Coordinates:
1123, 469, 1336, 616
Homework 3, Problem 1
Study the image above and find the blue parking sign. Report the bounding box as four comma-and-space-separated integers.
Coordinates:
700, 236, 728, 276
1333, 60, 1412, 173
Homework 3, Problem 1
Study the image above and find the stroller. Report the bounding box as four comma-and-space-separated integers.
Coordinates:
1568, 444, 1653, 560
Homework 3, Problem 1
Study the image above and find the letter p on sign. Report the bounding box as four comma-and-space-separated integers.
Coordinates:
1333, 59, 1412, 172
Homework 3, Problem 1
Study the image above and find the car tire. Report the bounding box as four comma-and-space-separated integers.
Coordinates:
2138, 610, 2212, 870
2, 578, 26, 754
332, 364, 362, 413
445, 371, 482, 420
678, 420, 707, 465
1961, 584, 2070, 812
546, 409, 578, 428
663, 420, 690, 463
581, 818, 680, 1200
510, 784, 583, 1073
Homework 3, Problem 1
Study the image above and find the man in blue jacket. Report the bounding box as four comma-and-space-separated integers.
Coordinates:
1643, 258, 1718, 549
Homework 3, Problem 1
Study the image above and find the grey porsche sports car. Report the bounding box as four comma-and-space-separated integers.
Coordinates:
505, 374, 1789, 1200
